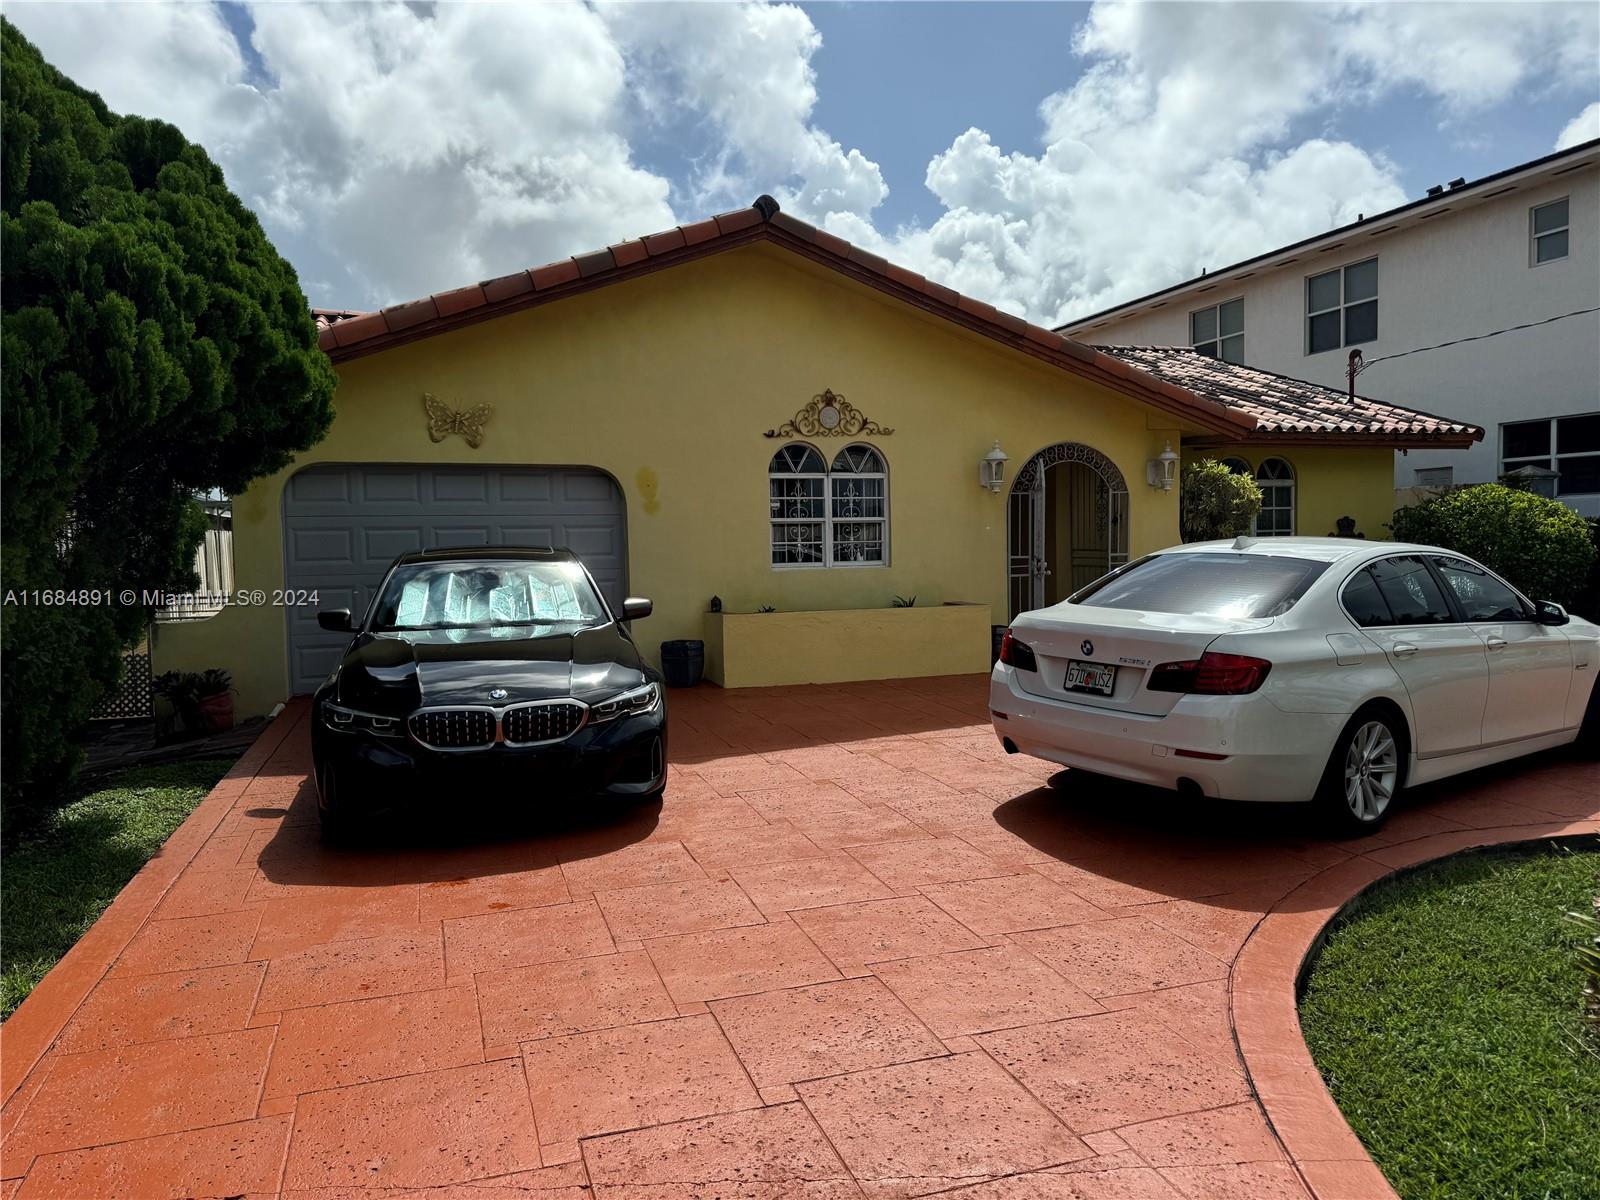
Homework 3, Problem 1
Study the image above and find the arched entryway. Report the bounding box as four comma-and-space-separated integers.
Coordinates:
1007, 443, 1129, 618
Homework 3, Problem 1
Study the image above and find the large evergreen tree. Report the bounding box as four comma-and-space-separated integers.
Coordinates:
2, 21, 336, 822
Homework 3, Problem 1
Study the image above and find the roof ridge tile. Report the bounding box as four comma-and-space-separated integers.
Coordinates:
530, 259, 580, 290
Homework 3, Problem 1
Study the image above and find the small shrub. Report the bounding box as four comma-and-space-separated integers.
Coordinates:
1390, 484, 1597, 606
1570, 518, 1600, 622
892, 595, 916, 608
1180, 459, 1262, 543
196, 668, 232, 698
755, 605, 776, 613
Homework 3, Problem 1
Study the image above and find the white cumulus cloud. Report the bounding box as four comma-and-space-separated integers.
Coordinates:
8, 1, 675, 306
6, 0, 1596, 324
1556, 101, 1600, 150
851, 0, 1599, 324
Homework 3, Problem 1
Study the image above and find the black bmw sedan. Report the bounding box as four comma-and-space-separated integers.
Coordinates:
310, 547, 666, 837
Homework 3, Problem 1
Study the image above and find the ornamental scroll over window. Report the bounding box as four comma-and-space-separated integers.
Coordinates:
769, 442, 888, 568
764, 390, 893, 439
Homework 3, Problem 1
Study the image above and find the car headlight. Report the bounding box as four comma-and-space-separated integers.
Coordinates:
588, 681, 661, 723
322, 701, 404, 737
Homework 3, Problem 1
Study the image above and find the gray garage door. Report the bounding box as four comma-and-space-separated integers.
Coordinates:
283, 464, 627, 693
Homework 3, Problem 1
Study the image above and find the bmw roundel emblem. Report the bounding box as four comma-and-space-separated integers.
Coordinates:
1080, 639, 1094, 657
488, 687, 509, 701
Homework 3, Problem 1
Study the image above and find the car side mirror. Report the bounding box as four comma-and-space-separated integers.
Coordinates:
1533, 600, 1569, 626
317, 609, 353, 632
621, 597, 653, 621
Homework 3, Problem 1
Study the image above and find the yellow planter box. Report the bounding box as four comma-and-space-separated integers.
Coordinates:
703, 602, 993, 689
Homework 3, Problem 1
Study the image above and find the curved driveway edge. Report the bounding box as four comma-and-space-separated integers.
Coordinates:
1, 677, 1596, 1198
0, 701, 308, 1110
1232, 819, 1600, 1200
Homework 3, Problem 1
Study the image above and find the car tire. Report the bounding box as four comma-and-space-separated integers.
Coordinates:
316, 763, 357, 845
1314, 707, 1406, 835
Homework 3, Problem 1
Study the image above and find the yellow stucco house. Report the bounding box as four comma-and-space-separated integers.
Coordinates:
153, 196, 1481, 718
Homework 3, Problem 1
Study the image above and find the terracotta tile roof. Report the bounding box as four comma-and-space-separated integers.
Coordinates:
312, 308, 367, 332
312, 196, 1253, 438
1096, 347, 1483, 447
306, 196, 1471, 446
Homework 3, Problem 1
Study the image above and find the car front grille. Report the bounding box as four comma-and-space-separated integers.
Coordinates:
503, 702, 585, 745
409, 708, 497, 750
407, 702, 587, 750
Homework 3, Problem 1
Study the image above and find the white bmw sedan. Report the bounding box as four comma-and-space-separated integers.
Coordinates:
991, 537, 1599, 832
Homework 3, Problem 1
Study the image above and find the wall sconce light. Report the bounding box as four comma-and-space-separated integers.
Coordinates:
980, 440, 1010, 493
1146, 441, 1179, 492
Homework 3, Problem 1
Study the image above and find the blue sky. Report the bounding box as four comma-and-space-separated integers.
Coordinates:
803, 2, 1592, 232
802, 3, 1094, 230
9, 2, 1598, 321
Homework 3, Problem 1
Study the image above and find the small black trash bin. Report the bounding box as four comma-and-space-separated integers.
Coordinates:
991, 624, 1007, 665
660, 639, 705, 688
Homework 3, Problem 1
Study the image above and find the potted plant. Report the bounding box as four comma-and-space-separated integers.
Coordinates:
152, 670, 201, 742
195, 668, 235, 732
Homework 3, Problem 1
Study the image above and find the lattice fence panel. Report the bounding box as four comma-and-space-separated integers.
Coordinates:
91, 647, 152, 721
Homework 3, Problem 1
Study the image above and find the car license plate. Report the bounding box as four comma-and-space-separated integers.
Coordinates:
1064, 660, 1116, 696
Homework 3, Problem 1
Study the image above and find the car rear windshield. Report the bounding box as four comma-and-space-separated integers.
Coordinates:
1070, 552, 1330, 619
371, 559, 605, 631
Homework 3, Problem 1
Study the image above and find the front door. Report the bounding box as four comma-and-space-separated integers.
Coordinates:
1062, 462, 1112, 595
1008, 445, 1131, 620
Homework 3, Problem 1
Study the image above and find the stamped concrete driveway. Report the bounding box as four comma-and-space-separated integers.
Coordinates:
2, 675, 1597, 1199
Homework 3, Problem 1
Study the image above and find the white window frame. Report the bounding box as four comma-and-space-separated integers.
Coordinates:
1253, 457, 1296, 536
1190, 297, 1244, 363
769, 443, 828, 568
1500, 414, 1600, 497
1530, 197, 1569, 266
768, 441, 890, 569
1305, 257, 1378, 355
827, 443, 889, 568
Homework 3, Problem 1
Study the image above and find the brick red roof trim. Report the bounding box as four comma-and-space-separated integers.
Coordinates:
312, 308, 366, 332
314, 197, 1253, 437
1097, 347, 1483, 447
310, 202, 1479, 447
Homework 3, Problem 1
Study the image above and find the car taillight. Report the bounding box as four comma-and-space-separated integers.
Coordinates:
998, 629, 1038, 672
1147, 652, 1271, 695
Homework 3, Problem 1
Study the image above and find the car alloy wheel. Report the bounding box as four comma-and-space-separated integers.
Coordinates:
1342, 720, 1398, 823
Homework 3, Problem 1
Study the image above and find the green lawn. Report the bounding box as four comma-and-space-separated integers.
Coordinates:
1, 759, 235, 1019
1300, 843, 1600, 1200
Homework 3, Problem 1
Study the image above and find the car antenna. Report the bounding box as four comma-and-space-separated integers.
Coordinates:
1232, 535, 1256, 550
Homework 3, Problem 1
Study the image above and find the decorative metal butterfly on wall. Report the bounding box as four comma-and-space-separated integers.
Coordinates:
422, 394, 493, 448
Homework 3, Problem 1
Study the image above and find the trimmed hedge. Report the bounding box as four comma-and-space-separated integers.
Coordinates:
1390, 484, 1596, 608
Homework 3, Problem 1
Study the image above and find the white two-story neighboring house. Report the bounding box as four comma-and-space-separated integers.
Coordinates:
1064, 140, 1600, 518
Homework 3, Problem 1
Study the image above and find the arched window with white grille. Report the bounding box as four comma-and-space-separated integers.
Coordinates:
768, 442, 889, 567
1254, 457, 1296, 536
830, 444, 888, 565
769, 443, 827, 566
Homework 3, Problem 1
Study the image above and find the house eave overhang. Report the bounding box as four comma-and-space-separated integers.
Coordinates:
319, 201, 1258, 440
1186, 428, 1485, 450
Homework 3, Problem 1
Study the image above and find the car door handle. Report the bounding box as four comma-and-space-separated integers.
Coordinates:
1391, 642, 1418, 657
1484, 636, 1506, 650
